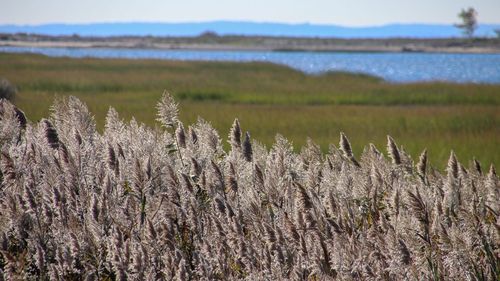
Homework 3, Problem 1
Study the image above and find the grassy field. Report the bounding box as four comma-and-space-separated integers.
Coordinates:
1, 52, 499, 169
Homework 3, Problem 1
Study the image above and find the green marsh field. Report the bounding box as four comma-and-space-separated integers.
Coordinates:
1, 52, 499, 169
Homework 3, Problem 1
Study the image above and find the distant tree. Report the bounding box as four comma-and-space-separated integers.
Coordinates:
199, 31, 219, 38
455, 7, 478, 38
495, 29, 500, 38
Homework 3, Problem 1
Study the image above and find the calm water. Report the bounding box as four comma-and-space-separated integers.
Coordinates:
1, 46, 500, 83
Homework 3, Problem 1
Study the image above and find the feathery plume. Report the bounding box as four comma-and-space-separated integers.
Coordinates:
43, 119, 60, 149
369, 143, 382, 158
339, 132, 360, 167
446, 151, 458, 179
339, 132, 353, 159
407, 187, 429, 227
210, 160, 224, 192
13, 107, 27, 130
1, 150, 16, 182
189, 126, 198, 145
397, 239, 411, 265
190, 157, 202, 177
253, 164, 264, 191
229, 118, 242, 151
243, 131, 253, 162
486, 164, 498, 209
107, 144, 118, 174
386, 135, 401, 165
104, 106, 122, 134
176, 122, 186, 149
226, 162, 238, 195
295, 183, 313, 211
417, 148, 427, 178
156, 91, 178, 128
283, 212, 300, 242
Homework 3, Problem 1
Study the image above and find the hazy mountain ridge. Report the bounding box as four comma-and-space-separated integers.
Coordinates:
1, 21, 500, 38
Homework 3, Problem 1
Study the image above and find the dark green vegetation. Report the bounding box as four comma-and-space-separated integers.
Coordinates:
1, 52, 499, 168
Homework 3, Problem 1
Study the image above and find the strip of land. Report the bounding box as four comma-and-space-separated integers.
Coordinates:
1, 52, 499, 169
1, 33, 500, 53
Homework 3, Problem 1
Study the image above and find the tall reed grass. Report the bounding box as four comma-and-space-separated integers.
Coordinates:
0, 94, 498, 280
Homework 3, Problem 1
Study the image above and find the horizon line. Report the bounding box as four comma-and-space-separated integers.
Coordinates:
2, 20, 500, 28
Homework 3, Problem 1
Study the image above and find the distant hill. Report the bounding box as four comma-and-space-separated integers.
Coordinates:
1, 21, 500, 38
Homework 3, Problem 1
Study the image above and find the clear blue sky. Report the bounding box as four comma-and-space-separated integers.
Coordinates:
2, 0, 500, 26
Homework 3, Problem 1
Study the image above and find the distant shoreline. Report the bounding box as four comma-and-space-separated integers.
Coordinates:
1, 40, 499, 54
1, 33, 500, 54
